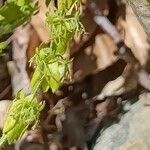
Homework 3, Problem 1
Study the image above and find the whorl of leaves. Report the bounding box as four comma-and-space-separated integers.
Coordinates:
31, 0, 84, 92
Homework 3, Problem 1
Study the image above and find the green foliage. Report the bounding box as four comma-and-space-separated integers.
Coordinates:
0, 41, 8, 55
0, 36, 12, 56
0, 91, 44, 147
0, 41, 7, 50
57, 0, 80, 14
31, 48, 71, 92
0, 0, 83, 147
0, 0, 38, 36
31, 0, 84, 92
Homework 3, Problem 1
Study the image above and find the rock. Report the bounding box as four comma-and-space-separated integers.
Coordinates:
93, 96, 150, 150
0, 100, 11, 129
128, 0, 150, 40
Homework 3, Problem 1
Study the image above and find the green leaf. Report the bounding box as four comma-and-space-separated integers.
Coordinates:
49, 77, 60, 92
0, 41, 8, 50
30, 67, 43, 93
0, 1, 37, 36
0, 91, 45, 146
0, 15, 4, 21
3, 117, 16, 133
6, 122, 27, 144
41, 79, 49, 92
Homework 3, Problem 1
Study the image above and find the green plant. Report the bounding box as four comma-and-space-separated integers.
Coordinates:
0, 0, 84, 148
0, 0, 38, 35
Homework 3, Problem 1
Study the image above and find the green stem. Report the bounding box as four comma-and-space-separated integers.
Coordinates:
0, 135, 6, 149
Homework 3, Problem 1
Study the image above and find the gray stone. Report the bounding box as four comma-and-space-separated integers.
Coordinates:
93, 99, 150, 150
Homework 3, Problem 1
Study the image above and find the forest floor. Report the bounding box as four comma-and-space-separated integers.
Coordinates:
1, 0, 150, 150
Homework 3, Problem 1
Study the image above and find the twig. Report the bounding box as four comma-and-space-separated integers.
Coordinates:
87, 0, 122, 45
